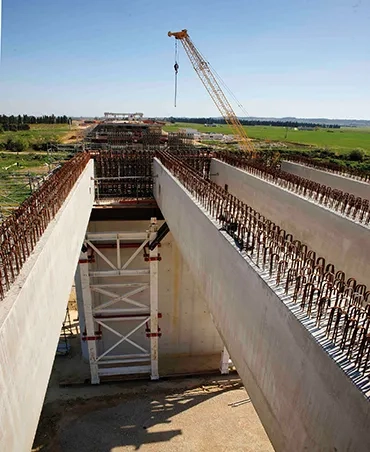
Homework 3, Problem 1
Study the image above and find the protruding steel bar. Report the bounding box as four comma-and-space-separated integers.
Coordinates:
0, 152, 90, 301
213, 151, 370, 226
155, 148, 370, 375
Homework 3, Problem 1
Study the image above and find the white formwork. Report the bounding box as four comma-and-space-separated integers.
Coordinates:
219, 346, 231, 375
78, 219, 160, 383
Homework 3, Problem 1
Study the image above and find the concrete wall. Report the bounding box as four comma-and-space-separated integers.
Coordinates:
85, 220, 223, 366
211, 159, 370, 288
0, 161, 94, 452
281, 160, 370, 200
153, 158, 370, 452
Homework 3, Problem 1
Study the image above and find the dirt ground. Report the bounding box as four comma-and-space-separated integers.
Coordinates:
33, 290, 273, 451
33, 376, 273, 452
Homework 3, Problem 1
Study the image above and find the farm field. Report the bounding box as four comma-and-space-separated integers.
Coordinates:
163, 123, 370, 154
0, 151, 70, 218
0, 123, 78, 149
0, 122, 87, 216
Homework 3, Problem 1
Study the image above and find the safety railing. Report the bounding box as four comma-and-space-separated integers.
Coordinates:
0, 152, 90, 300
156, 149, 370, 377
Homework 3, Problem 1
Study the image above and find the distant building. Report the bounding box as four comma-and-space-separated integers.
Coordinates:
200, 133, 224, 141
179, 128, 199, 140
223, 135, 235, 143
297, 126, 315, 131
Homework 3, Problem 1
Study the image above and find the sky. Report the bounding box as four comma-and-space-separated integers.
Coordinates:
0, 0, 369, 119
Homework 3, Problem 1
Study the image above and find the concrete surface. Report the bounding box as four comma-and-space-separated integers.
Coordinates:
33, 377, 273, 452
0, 160, 94, 452
211, 158, 370, 288
281, 160, 370, 200
154, 158, 370, 452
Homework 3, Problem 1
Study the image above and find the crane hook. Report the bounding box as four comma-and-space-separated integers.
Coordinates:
173, 40, 180, 107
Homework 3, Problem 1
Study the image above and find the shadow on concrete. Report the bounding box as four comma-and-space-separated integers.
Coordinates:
33, 378, 243, 452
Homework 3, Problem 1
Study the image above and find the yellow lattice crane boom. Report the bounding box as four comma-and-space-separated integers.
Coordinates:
168, 29, 255, 156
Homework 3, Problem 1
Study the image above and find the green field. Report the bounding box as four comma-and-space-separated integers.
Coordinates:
0, 123, 75, 149
164, 123, 370, 154
0, 151, 71, 218
0, 123, 79, 216
0, 152, 69, 169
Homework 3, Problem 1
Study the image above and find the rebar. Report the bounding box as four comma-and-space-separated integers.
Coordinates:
156, 148, 370, 375
0, 152, 90, 300
283, 155, 370, 183
214, 151, 370, 226
91, 150, 154, 199
85, 123, 162, 152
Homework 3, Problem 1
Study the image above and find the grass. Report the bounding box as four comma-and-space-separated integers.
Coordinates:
0, 152, 69, 169
163, 123, 370, 154
0, 151, 71, 217
0, 123, 77, 215
0, 123, 76, 149
1, 120, 368, 213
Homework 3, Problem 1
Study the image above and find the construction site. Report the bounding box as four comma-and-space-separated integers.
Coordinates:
1, 29, 370, 452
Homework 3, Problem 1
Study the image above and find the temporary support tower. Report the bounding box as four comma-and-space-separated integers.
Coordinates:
77, 219, 160, 383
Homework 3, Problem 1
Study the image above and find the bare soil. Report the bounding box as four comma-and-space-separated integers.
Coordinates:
33, 377, 273, 452
33, 287, 273, 451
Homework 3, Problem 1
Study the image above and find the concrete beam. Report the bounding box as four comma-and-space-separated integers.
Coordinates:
0, 160, 94, 452
210, 158, 370, 288
153, 158, 370, 452
281, 160, 370, 200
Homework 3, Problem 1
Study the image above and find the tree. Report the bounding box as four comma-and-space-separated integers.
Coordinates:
6, 137, 29, 153
348, 149, 364, 162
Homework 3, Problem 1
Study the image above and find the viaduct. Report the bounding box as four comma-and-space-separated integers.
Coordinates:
1, 135, 370, 451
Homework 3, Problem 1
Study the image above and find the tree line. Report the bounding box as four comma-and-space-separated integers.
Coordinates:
0, 114, 70, 132
166, 117, 341, 129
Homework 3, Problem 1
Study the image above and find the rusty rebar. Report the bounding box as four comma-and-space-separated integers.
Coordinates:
0, 152, 90, 301
91, 150, 154, 199
214, 151, 370, 226
284, 155, 370, 183
156, 148, 370, 375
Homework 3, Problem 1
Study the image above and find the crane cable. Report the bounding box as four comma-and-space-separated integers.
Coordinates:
193, 42, 250, 117
208, 61, 250, 118
174, 40, 179, 107
174, 38, 249, 118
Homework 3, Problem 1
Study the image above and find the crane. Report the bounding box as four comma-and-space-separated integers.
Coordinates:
168, 29, 255, 156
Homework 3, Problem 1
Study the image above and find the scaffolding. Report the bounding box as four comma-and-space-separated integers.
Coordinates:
78, 220, 161, 382
76, 138, 234, 382
85, 122, 162, 151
